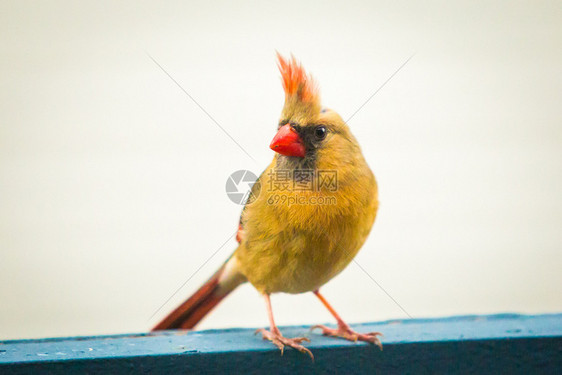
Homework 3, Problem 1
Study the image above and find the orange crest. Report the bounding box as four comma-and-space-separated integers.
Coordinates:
276, 53, 318, 103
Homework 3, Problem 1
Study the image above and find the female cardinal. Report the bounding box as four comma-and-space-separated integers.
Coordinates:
153, 54, 380, 358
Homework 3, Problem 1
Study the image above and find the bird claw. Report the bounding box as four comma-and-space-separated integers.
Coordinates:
256, 328, 314, 360
311, 324, 383, 350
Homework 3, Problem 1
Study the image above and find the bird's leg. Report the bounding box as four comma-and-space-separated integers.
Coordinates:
311, 290, 383, 349
255, 294, 313, 359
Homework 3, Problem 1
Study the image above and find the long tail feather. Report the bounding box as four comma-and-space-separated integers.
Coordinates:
152, 255, 245, 330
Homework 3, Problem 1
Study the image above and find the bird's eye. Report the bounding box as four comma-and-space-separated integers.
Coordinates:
314, 126, 327, 140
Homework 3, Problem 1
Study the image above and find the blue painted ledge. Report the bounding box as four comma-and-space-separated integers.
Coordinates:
0, 314, 561, 374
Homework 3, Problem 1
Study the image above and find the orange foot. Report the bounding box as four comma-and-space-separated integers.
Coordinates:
312, 324, 383, 350
256, 328, 314, 360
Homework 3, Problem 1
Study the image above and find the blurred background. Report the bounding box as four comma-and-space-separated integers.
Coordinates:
1, 1, 561, 340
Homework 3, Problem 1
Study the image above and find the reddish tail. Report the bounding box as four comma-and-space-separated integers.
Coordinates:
152, 257, 245, 330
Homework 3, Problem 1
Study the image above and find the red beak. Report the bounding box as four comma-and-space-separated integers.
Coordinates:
269, 124, 306, 158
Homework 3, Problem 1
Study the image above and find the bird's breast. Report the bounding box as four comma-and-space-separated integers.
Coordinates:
236, 165, 378, 294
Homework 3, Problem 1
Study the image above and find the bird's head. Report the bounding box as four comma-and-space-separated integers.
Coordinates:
270, 54, 359, 170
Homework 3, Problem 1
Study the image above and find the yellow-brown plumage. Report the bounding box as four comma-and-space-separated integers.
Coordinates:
236, 54, 377, 294
154, 54, 381, 355
236, 114, 377, 294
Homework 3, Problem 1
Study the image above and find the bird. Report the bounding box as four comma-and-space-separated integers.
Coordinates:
152, 53, 381, 359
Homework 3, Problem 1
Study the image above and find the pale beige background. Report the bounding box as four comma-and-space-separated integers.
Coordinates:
1, 1, 561, 340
